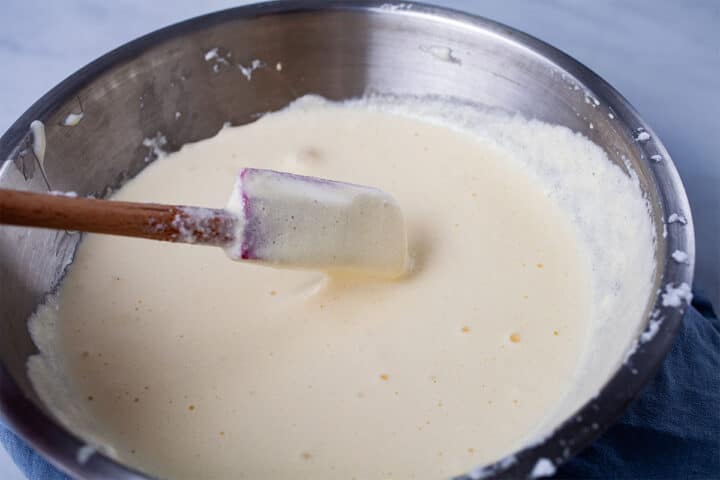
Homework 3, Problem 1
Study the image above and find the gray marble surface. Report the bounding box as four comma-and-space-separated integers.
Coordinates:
0, 1, 718, 478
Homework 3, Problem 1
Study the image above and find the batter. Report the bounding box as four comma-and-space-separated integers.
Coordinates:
27, 96, 655, 479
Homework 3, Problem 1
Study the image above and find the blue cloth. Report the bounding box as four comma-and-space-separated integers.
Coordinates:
0, 427, 69, 480
559, 295, 720, 479
2, 298, 718, 479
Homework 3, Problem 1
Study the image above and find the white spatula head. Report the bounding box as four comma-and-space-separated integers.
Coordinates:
225, 168, 408, 277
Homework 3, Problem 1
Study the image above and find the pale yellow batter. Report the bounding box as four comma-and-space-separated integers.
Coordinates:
27, 96, 655, 479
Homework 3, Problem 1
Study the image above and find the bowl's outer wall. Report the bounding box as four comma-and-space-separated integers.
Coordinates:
0, 2, 694, 479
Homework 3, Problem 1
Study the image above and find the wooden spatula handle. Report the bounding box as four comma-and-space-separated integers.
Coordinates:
0, 189, 236, 246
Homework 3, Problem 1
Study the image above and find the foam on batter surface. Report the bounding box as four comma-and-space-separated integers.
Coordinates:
27, 95, 655, 479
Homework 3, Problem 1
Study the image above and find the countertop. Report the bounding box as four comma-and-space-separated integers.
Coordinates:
0, 1, 717, 478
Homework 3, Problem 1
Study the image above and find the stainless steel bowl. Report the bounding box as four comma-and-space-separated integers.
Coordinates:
0, 1, 694, 478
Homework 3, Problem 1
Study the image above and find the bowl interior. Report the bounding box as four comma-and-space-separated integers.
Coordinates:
0, 3, 692, 478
